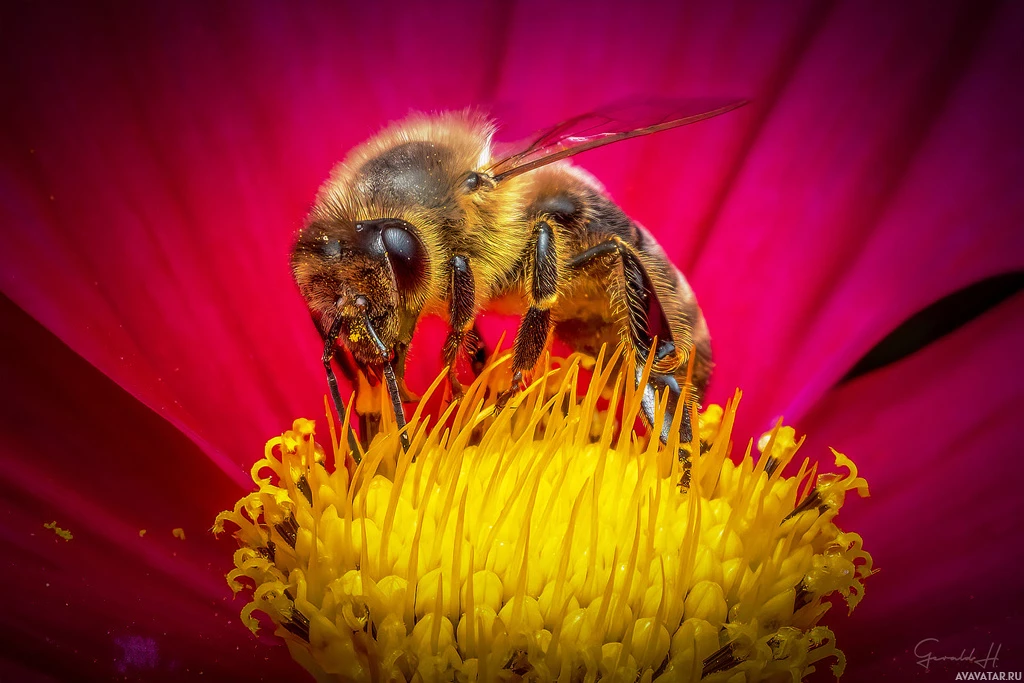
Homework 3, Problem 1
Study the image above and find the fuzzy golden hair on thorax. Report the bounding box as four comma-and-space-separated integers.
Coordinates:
320, 110, 496, 202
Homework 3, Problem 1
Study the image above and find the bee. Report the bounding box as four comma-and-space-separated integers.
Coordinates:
291, 99, 745, 462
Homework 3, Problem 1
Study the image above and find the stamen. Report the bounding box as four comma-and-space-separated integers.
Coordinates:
283, 608, 310, 641
274, 514, 298, 549
702, 641, 743, 678
255, 541, 276, 563
216, 348, 873, 682
296, 474, 312, 505
784, 487, 826, 523
794, 579, 814, 611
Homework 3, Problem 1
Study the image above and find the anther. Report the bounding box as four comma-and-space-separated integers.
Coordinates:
255, 540, 277, 563
296, 475, 312, 505
702, 641, 744, 678
275, 514, 299, 549
783, 487, 825, 523
794, 579, 814, 611
282, 592, 311, 641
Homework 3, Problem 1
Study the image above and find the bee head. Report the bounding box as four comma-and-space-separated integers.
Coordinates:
290, 111, 514, 364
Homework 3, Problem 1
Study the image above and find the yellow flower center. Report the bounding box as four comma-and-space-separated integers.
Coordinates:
215, 350, 873, 682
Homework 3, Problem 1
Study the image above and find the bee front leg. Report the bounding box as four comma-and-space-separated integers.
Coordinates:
568, 238, 704, 484
496, 219, 559, 411
393, 340, 421, 402
442, 255, 476, 402
321, 314, 363, 459
354, 296, 411, 452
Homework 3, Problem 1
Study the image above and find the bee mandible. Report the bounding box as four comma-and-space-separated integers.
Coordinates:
291, 99, 746, 464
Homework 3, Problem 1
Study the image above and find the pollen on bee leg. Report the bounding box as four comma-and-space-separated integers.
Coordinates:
216, 347, 874, 682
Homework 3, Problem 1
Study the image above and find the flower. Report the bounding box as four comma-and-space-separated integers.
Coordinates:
1, 1, 1022, 681
215, 350, 874, 682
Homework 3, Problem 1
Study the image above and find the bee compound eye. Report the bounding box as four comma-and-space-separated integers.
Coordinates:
380, 222, 427, 291
381, 224, 422, 267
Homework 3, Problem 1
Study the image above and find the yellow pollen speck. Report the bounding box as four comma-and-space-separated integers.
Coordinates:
44, 521, 72, 541
139, 529, 147, 537
173, 528, 186, 540
216, 347, 874, 682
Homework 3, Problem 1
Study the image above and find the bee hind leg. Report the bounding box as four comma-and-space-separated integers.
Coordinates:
567, 238, 705, 485
634, 365, 697, 487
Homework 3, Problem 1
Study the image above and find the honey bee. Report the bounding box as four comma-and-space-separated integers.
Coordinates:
291, 99, 746, 462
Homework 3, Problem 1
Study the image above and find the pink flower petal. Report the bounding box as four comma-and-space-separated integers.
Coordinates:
797, 293, 1024, 679
697, 1, 1024, 439
0, 295, 295, 681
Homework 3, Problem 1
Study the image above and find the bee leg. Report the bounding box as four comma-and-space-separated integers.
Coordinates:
322, 315, 363, 459
335, 348, 385, 451
393, 341, 421, 402
468, 323, 488, 375
497, 219, 558, 411
635, 366, 695, 487
358, 397, 382, 448
354, 296, 411, 452
568, 238, 702, 481
440, 255, 477, 402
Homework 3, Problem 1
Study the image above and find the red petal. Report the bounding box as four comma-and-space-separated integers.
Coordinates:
0, 296, 297, 681
798, 293, 1024, 679
696, 1, 1024, 439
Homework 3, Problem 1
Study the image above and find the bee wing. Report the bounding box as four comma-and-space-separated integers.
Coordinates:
486, 98, 747, 183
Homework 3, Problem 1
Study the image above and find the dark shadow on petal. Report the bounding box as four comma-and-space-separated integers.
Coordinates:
842, 271, 1024, 382
0, 293, 297, 681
